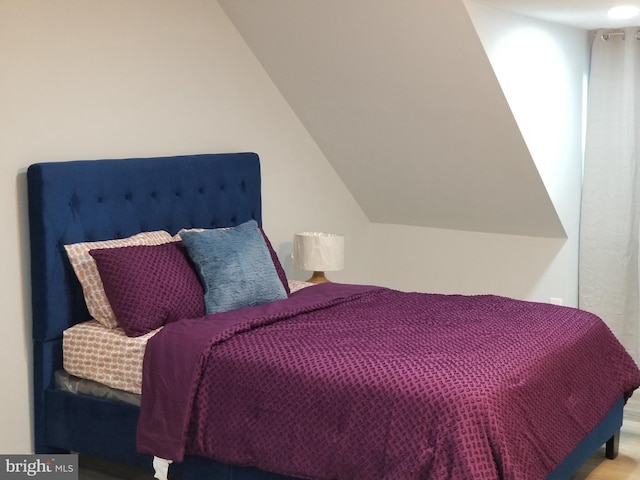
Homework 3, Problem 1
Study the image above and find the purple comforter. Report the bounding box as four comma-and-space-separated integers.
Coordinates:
137, 284, 640, 479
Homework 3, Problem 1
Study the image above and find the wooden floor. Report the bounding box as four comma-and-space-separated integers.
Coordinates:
572, 395, 640, 480
79, 396, 640, 479
571, 423, 640, 480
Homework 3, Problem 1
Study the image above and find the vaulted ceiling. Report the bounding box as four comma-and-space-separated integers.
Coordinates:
218, 0, 567, 237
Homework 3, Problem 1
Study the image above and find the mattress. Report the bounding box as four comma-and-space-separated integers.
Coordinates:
63, 320, 158, 394
62, 280, 314, 395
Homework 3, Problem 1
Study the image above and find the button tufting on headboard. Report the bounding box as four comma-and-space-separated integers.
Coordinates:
27, 152, 262, 457
27, 152, 262, 343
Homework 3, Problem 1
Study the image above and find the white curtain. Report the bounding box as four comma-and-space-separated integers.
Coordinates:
579, 28, 640, 364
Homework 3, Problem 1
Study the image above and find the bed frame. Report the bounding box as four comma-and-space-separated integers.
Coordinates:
27, 152, 623, 479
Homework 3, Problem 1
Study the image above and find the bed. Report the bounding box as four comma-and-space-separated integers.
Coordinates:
27, 152, 640, 480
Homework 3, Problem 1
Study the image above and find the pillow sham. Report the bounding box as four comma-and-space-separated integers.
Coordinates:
180, 219, 288, 314
64, 230, 174, 328
259, 228, 291, 296
174, 225, 290, 296
89, 242, 205, 337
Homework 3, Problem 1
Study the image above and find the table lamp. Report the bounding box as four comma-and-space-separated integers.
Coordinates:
292, 231, 345, 283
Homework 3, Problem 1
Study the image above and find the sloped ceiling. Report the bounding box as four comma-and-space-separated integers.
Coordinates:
219, 0, 566, 238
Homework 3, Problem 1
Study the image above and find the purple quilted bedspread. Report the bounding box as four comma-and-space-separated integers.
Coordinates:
137, 283, 640, 479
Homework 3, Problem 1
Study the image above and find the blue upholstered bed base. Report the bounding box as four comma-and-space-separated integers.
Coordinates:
28, 153, 623, 479
28, 153, 292, 478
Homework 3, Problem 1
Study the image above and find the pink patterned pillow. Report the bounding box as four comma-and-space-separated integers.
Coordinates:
64, 231, 174, 328
89, 242, 205, 337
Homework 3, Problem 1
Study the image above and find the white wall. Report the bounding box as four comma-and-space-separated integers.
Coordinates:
371, 5, 589, 304
0, 0, 590, 454
0, 0, 370, 453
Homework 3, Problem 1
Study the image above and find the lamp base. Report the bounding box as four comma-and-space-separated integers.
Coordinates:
306, 271, 330, 284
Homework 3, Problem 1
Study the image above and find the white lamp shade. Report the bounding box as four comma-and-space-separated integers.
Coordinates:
293, 232, 345, 272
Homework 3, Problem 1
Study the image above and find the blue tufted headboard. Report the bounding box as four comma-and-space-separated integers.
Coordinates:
27, 152, 262, 455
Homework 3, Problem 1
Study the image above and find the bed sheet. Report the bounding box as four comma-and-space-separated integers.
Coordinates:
63, 320, 157, 394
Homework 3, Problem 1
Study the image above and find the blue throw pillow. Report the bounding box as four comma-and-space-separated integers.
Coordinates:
180, 220, 288, 314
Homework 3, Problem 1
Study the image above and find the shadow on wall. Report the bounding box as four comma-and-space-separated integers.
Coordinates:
16, 169, 35, 451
